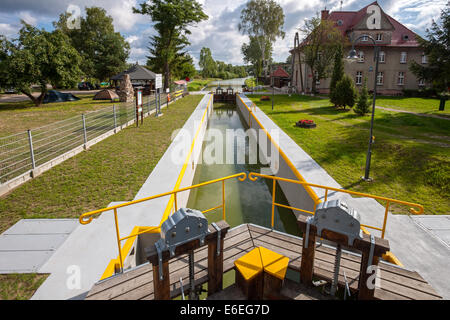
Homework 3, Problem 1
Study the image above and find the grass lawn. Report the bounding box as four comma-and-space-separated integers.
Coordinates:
0, 94, 115, 137
248, 94, 450, 215
0, 274, 48, 300
0, 94, 204, 234
187, 78, 221, 91
376, 96, 449, 117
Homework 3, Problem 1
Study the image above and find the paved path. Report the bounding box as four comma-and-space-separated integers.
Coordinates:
0, 220, 79, 273
376, 106, 449, 120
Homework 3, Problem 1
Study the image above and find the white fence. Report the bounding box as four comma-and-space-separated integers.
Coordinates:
0, 90, 186, 195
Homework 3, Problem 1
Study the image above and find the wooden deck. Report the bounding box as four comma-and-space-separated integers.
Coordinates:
85, 224, 442, 300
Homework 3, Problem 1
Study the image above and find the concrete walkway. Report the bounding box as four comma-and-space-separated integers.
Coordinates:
31, 94, 211, 300
239, 93, 450, 299
0, 219, 79, 273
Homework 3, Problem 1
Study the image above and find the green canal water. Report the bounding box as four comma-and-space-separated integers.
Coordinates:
186, 103, 300, 236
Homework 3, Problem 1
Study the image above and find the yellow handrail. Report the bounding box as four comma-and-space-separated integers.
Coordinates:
237, 94, 321, 205
248, 172, 424, 238
79, 172, 247, 272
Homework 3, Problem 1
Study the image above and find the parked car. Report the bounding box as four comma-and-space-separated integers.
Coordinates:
4, 87, 17, 94
78, 82, 95, 91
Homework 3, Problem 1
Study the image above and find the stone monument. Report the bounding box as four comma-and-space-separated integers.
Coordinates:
118, 74, 135, 103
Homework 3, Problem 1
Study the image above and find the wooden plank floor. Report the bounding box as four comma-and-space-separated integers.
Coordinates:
85, 224, 442, 300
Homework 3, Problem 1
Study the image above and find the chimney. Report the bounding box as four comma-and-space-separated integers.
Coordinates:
321, 9, 329, 20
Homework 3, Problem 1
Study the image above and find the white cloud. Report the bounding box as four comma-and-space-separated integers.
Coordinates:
18, 11, 37, 25
0, 23, 19, 37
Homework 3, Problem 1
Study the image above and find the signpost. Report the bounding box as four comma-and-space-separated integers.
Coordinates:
155, 74, 163, 117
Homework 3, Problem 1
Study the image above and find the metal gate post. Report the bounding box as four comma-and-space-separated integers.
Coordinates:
113, 105, 117, 133
82, 114, 88, 149
27, 129, 36, 170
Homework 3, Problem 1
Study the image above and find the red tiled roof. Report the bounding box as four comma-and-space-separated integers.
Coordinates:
270, 66, 290, 78
327, 1, 419, 48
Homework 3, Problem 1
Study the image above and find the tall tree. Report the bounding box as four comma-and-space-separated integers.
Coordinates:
54, 7, 130, 82
300, 16, 345, 93
238, 0, 285, 78
330, 45, 344, 107
241, 35, 272, 78
133, 0, 208, 89
199, 47, 217, 78
410, 2, 450, 92
0, 23, 82, 107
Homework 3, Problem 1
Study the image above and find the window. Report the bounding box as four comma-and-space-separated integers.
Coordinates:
337, 20, 343, 26
356, 71, 363, 85
419, 78, 425, 86
315, 71, 320, 85
377, 72, 384, 85
362, 35, 368, 42
358, 51, 365, 63
379, 51, 385, 63
376, 33, 383, 41
422, 53, 428, 64
400, 52, 407, 63
398, 72, 405, 85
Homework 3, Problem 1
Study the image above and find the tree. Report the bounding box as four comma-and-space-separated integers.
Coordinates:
354, 78, 371, 115
133, 0, 208, 89
54, 7, 130, 82
241, 36, 272, 79
410, 3, 450, 92
199, 47, 217, 78
172, 53, 197, 79
329, 45, 344, 107
238, 0, 285, 78
300, 15, 345, 93
334, 74, 357, 109
0, 22, 82, 107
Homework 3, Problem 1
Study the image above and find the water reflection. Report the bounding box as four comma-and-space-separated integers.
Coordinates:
187, 103, 300, 235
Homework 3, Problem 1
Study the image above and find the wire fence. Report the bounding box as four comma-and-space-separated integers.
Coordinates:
0, 90, 185, 185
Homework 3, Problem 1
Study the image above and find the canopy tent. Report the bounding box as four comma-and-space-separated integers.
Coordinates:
43, 90, 80, 104
93, 89, 119, 101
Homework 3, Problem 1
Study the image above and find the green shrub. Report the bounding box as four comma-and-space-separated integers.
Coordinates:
334, 74, 357, 109
330, 46, 344, 107
354, 78, 371, 115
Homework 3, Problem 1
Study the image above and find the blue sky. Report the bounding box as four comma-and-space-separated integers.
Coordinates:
0, 0, 447, 68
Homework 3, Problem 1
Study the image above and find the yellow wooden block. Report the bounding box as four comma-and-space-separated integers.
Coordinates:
234, 248, 263, 281
264, 256, 289, 280
259, 246, 284, 268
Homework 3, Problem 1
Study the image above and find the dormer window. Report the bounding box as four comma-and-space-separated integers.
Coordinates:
376, 34, 382, 41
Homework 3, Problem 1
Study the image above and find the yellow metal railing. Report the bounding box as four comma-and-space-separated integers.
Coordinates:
80, 170, 423, 277
248, 172, 424, 238
79, 172, 247, 274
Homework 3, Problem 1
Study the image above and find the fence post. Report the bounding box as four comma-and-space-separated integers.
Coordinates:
82, 114, 88, 150
113, 105, 117, 133
27, 129, 36, 171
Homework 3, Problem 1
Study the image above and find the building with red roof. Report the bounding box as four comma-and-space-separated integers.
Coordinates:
270, 66, 290, 88
291, 1, 428, 95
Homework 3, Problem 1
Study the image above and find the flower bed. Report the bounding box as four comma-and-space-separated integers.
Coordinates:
260, 96, 271, 101
296, 119, 317, 128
